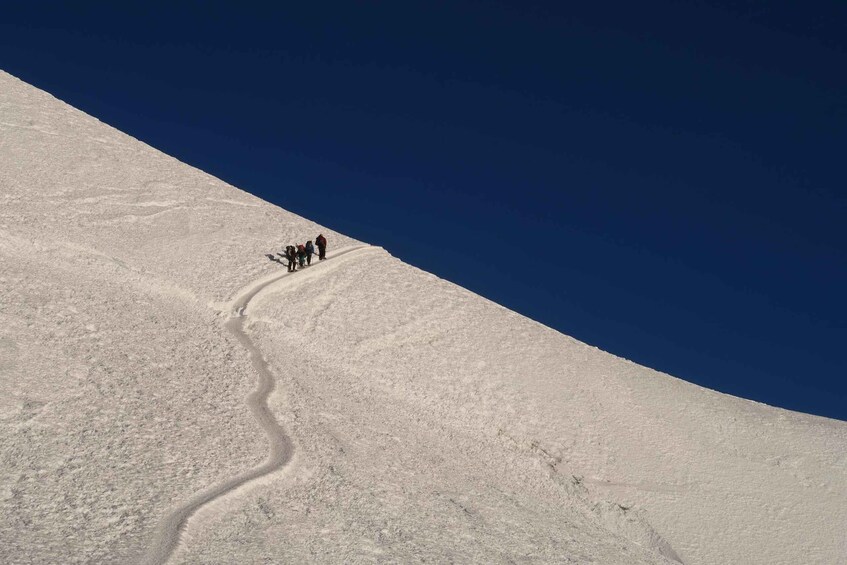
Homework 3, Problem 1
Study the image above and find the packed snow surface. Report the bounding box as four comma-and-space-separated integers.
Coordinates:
1, 70, 845, 564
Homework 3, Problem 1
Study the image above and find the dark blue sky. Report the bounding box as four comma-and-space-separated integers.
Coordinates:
3, 1, 845, 420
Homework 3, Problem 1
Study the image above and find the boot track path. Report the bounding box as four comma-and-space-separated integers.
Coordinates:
140, 244, 375, 565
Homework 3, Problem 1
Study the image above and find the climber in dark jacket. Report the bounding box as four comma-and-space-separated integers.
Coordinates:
285, 245, 297, 272
305, 240, 315, 265
316, 234, 327, 260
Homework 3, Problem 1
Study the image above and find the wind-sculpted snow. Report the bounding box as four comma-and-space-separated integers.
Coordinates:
182, 250, 846, 565
1, 69, 846, 564
141, 245, 369, 565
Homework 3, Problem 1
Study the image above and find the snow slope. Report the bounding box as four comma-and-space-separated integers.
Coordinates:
1, 70, 845, 564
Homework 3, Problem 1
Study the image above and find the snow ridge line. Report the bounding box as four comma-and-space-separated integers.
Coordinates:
139, 244, 374, 565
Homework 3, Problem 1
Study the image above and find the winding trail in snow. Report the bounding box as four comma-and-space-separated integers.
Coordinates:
140, 244, 373, 565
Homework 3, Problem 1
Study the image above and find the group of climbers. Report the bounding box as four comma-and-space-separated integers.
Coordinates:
282, 234, 327, 272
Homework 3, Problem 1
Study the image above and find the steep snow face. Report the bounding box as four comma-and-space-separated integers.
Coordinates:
0, 70, 845, 564
184, 250, 846, 565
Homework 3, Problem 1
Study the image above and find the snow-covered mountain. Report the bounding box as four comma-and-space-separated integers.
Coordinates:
1, 70, 844, 565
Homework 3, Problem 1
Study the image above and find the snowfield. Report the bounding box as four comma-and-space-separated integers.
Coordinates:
1, 70, 845, 564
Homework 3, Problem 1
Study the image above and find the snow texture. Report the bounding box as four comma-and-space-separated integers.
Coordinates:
1, 69, 845, 564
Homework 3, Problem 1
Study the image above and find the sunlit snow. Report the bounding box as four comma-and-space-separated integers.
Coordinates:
1, 70, 845, 564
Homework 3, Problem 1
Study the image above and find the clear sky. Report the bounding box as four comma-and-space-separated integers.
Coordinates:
2, 1, 845, 420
